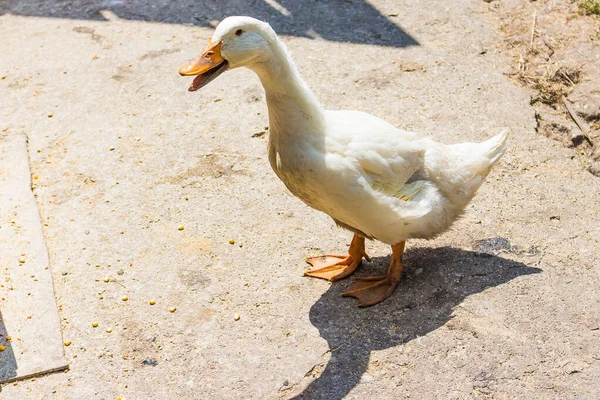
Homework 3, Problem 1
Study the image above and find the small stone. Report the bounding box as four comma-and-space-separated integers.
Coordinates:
109, 146, 115, 151
92, 322, 99, 327
103, 277, 110, 283
148, 300, 156, 305
63, 340, 71, 346
178, 225, 185, 231
0, 345, 5, 351
234, 313, 241, 321
106, 328, 113, 333
169, 307, 176, 313
228, 239, 235, 245
122, 295, 128, 301
47, 113, 53, 118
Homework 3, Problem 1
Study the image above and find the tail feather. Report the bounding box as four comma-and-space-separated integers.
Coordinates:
424, 129, 509, 210
482, 129, 508, 165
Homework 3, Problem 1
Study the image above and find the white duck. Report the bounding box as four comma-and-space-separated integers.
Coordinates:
180, 16, 508, 307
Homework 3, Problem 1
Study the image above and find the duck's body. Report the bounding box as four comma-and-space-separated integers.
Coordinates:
180, 16, 507, 306
269, 107, 506, 245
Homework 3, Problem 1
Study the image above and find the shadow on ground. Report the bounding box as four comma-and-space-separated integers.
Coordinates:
291, 246, 541, 399
0, 310, 17, 387
0, 0, 419, 48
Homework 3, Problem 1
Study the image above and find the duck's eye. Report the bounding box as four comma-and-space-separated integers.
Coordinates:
235, 29, 243, 36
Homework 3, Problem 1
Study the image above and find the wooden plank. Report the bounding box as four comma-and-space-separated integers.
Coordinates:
0, 133, 68, 383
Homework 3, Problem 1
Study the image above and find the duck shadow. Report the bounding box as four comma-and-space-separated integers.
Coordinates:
1, 0, 418, 48
291, 246, 541, 399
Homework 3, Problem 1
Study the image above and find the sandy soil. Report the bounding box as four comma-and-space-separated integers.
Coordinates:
1, 0, 599, 399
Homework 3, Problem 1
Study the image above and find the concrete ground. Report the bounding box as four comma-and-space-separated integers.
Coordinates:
1, 0, 599, 399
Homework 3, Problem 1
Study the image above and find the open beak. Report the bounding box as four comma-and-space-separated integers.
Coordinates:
179, 40, 229, 92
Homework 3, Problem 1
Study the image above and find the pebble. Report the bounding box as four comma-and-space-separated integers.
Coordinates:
169, 307, 176, 313
63, 341, 71, 346
148, 300, 156, 305
234, 313, 241, 321
178, 225, 185, 231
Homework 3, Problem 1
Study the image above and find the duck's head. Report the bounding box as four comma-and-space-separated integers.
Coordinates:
179, 16, 275, 92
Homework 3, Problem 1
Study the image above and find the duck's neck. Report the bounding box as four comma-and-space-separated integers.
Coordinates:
249, 39, 326, 142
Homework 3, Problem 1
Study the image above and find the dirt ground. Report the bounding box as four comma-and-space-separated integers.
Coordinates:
487, 0, 600, 173
1, 0, 599, 399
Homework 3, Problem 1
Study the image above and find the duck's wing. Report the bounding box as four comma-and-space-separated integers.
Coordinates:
325, 110, 426, 196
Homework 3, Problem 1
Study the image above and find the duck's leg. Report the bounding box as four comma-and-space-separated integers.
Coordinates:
342, 241, 405, 307
304, 234, 369, 281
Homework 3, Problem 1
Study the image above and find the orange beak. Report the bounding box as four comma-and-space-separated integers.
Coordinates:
179, 40, 229, 92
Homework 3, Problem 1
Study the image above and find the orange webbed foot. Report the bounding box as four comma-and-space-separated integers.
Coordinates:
342, 241, 406, 307
305, 254, 362, 281
304, 234, 369, 282
341, 275, 399, 307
